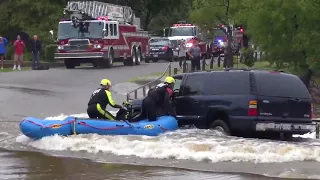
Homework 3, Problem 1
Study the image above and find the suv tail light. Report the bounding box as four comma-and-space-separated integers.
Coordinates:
248, 100, 258, 116
310, 104, 313, 119
162, 46, 169, 50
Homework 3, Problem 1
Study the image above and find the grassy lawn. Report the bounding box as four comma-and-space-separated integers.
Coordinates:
128, 61, 279, 83
0, 67, 30, 72
128, 60, 309, 84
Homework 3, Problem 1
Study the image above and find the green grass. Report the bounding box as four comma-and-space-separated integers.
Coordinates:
0, 67, 30, 72
128, 60, 299, 83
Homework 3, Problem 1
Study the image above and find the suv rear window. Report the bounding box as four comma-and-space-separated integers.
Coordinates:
203, 72, 250, 95
255, 72, 310, 98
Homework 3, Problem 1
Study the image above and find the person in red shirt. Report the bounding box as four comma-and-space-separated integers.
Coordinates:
13, 35, 25, 70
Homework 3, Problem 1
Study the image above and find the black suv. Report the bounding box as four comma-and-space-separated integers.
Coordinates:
130, 69, 316, 137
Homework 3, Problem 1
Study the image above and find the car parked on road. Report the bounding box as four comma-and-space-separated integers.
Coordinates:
146, 37, 175, 63
130, 68, 316, 138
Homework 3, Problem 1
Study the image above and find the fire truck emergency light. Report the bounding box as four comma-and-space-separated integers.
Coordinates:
96, 16, 108, 21
173, 24, 192, 26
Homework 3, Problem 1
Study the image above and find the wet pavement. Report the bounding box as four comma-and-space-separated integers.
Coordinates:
1, 60, 320, 180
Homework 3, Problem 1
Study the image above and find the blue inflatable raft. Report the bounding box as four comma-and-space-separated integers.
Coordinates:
19, 116, 178, 140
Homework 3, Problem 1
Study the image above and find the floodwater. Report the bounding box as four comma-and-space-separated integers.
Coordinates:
1, 62, 320, 180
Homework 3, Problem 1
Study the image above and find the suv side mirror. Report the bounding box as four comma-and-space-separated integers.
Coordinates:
173, 89, 179, 98
49, 30, 54, 40
163, 28, 169, 37
102, 29, 107, 38
49, 30, 57, 43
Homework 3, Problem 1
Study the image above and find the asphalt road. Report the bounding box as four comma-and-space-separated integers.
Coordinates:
0, 61, 178, 120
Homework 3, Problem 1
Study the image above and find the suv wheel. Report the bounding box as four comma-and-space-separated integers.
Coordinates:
210, 119, 231, 136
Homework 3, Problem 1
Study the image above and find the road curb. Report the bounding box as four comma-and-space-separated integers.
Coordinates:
1, 60, 65, 68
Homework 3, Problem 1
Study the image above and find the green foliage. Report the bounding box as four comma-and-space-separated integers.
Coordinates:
241, 47, 255, 67
0, 0, 66, 47
108, 0, 191, 30
0, 0, 190, 42
24, 52, 32, 62
237, 0, 320, 70
44, 44, 57, 62
190, 0, 243, 67
190, 0, 242, 30
190, 0, 320, 71
3, 44, 31, 61
5, 44, 14, 60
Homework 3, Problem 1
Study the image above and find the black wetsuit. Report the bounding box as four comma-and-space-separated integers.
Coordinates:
133, 83, 175, 121
87, 87, 122, 120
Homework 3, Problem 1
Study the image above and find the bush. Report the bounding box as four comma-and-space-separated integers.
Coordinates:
233, 56, 240, 64
44, 44, 57, 62
5, 44, 14, 60
5, 44, 31, 61
241, 47, 255, 67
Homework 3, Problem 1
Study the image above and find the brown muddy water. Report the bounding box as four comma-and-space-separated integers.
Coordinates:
1, 63, 320, 180
0, 149, 275, 180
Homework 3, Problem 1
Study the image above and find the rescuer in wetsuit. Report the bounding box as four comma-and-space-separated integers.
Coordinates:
87, 79, 123, 120
132, 76, 176, 121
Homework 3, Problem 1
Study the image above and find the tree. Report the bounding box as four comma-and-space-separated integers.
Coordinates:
190, 0, 243, 67
238, 0, 320, 70
109, 0, 187, 31
0, 0, 191, 47
0, 0, 66, 45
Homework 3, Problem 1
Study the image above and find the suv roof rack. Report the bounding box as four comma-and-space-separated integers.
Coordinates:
223, 68, 286, 73
223, 68, 255, 71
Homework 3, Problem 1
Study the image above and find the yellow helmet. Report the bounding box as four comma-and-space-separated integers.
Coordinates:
101, 79, 111, 86
164, 76, 175, 84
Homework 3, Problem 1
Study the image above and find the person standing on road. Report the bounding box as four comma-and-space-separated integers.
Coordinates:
31, 35, 41, 70
187, 39, 201, 71
13, 35, 25, 70
0, 36, 8, 69
178, 39, 186, 68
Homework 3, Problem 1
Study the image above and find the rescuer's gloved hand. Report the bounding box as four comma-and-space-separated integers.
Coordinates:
114, 104, 123, 109
122, 100, 131, 107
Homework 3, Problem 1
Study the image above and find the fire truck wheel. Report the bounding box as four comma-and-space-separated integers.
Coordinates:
104, 49, 114, 68
64, 60, 75, 69
135, 47, 142, 65
151, 59, 159, 63
126, 47, 136, 66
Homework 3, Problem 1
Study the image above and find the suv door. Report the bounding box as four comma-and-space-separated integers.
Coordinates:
175, 74, 206, 126
254, 72, 312, 123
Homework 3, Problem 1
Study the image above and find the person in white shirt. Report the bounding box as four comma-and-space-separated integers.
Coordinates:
178, 39, 186, 68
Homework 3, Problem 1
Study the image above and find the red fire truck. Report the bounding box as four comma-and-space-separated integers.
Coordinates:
211, 25, 244, 56
212, 27, 227, 56
164, 21, 212, 59
50, 1, 149, 69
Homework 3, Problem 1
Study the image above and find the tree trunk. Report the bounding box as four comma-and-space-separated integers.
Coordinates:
143, 11, 151, 31
226, 26, 233, 68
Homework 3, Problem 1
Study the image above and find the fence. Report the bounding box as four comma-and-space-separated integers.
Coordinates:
126, 55, 225, 101
126, 63, 173, 101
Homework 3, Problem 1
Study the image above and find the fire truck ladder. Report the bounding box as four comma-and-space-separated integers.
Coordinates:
63, 1, 134, 24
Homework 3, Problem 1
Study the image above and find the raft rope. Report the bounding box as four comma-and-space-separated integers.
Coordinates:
158, 125, 168, 132
21, 119, 169, 132
22, 119, 76, 129
76, 121, 131, 130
